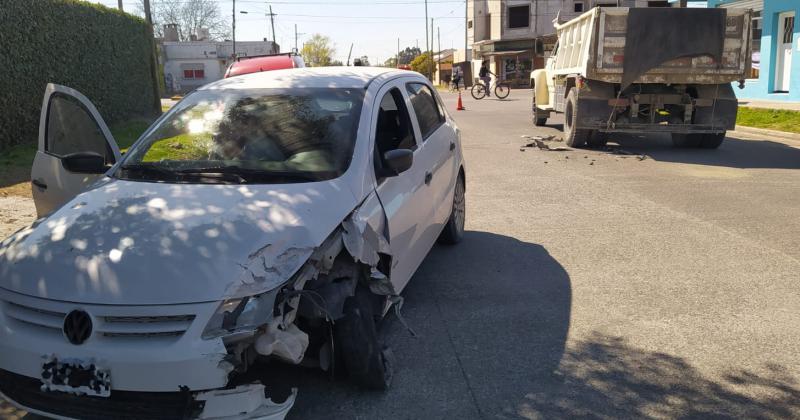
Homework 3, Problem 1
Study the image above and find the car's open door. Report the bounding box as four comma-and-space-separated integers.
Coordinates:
31, 84, 121, 217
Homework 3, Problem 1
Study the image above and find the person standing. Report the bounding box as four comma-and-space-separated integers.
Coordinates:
452, 65, 463, 91
478, 61, 494, 97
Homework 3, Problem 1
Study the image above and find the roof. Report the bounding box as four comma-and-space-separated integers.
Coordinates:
202, 66, 413, 90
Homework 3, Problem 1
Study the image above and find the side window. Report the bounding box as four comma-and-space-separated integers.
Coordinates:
405, 83, 444, 140
46, 94, 111, 162
374, 88, 417, 178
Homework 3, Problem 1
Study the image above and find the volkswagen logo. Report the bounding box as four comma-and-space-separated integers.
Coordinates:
63, 310, 92, 345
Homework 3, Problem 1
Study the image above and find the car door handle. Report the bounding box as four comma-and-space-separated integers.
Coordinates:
32, 179, 47, 190
449, 141, 455, 151
424, 171, 433, 186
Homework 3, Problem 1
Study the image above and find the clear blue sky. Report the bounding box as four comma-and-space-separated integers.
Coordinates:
92, 0, 468, 65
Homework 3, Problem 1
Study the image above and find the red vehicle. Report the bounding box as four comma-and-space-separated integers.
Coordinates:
224, 53, 305, 78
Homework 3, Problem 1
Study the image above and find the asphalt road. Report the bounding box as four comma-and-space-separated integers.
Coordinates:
5, 90, 800, 419
278, 90, 800, 419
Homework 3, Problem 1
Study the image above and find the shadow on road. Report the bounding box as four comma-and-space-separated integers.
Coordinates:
609, 133, 800, 170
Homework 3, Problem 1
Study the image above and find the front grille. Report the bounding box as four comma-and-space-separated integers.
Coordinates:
1, 300, 196, 341
0, 369, 204, 420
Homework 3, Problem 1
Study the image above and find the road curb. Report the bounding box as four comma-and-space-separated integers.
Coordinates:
731, 125, 800, 142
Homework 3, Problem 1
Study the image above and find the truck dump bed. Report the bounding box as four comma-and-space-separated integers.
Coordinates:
552, 8, 752, 85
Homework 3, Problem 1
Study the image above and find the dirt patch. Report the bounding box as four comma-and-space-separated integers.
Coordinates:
0, 196, 36, 240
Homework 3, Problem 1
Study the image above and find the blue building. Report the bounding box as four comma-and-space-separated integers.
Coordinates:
708, 0, 799, 102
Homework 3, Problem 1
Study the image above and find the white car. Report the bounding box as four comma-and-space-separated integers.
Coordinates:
0, 67, 465, 419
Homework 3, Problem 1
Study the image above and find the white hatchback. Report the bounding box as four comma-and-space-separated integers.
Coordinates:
0, 67, 465, 419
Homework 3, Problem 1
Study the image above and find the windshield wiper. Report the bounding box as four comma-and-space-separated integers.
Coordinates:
176, 166, 327, 183
119, 163, 179, 179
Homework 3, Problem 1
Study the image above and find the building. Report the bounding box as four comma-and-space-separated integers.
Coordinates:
467, 0, 679, 87
433, 49, 456, 86
161, 39, 278, 94
709, 0, 799, 102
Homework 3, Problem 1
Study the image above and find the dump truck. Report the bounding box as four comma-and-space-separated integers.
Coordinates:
530, 7, 752, 149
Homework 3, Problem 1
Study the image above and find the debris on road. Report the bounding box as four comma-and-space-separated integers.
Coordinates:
604, 146, 648, 161
520, 135, 569, 151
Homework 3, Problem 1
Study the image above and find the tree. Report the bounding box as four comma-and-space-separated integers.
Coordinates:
398, 47, 421, 65
384, 57, 397, 68
301, 34, 335, 67
137, 0, 230, 41
410, 52, 433, 76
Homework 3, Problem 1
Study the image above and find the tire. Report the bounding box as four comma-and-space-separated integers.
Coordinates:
438, 173, 465, 245
471, 84, 486, 100
564, 88, 591, 148
495, 83, 510, 99
335, 287, 393, 390
699, 132, 725, 149
532, 89, 547, 126
586, 131, 608, 148
671, 133, 701, 148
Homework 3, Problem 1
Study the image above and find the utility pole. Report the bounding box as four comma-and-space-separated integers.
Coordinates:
347, 43, 354, 66
424, 0, 429, 80
464, 0, 468, 65
430, 18, 434, 81
142, 0, 161, 115
268, 6, 277, 53
232, 0, 237, 58
294, 24, 297, 51
117, 0, 123, 11
437, 27, 441, 86
397, 38, 400, 68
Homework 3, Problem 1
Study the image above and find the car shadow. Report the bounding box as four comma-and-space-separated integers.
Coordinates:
256, 230, 572, 419
605, 132, 800, 170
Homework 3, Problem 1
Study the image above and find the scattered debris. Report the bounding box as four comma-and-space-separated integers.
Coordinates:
604, 146, 648, 161
521, 135, 569, 151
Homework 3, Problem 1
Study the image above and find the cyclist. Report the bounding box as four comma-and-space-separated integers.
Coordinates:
478, 61, 494, 97
452, 65, 463, 91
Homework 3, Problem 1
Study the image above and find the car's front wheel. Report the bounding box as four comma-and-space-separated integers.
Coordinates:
438, 173, 465, 244
335, 286, 393, 390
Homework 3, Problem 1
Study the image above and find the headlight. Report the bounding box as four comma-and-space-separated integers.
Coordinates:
202, 290, 278, 339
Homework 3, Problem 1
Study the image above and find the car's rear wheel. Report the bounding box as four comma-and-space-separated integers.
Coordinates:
335, 286, 393, 390
438, 173, 465, 245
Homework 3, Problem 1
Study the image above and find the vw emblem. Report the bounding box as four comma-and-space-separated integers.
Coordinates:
63, 310, 92, 345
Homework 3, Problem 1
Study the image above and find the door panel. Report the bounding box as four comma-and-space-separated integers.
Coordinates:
405, 83, 458, 227
31, 84, 121, 217
372, 82, 438, 293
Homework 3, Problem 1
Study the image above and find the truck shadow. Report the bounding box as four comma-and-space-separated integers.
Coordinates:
608, 133, 800, 170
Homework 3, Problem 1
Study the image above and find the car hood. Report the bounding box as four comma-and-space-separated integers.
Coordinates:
0, 178, 358, 304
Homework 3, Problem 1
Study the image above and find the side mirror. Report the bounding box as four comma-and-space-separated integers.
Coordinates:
61, 152, 107, 174
382, 149, 413, 176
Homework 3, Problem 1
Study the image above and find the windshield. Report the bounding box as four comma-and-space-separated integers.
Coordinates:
117, 88, 364, 184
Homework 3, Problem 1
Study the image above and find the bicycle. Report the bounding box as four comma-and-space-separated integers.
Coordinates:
471, 78, 511, 100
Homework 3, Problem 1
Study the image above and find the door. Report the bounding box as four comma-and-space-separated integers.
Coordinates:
372, 82, 437, 293
775, 11, 795, 92
405, 82, 459, 228
31, 84, 121, 217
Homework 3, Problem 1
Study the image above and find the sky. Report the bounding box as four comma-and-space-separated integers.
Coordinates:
92, 0, 469, 65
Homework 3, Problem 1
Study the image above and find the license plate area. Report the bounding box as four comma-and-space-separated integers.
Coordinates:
41, 356, 111, 397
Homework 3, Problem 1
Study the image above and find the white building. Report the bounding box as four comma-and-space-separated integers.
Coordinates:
162, 40, 279, 93
467, 0, 674, 86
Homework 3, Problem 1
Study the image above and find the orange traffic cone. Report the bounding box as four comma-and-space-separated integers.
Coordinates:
456, 91, 465, 111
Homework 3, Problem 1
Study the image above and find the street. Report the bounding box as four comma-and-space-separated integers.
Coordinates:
277, 90, 800, 418
2, 90, 800, 419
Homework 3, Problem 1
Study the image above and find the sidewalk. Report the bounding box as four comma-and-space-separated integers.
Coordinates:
738, 99, 800, 111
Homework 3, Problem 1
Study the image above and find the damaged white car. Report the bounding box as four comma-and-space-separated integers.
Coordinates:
0, 67, 465, 419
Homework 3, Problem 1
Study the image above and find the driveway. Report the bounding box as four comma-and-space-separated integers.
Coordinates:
2, 90, 799, 419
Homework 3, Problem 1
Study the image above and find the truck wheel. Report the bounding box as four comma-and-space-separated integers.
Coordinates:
564, 88, 590, 148
699, 132, 725, 149
587, 131, 608, 148
532, 90, 547, 126
671, 133, 701, 148
335, 286, 393, 390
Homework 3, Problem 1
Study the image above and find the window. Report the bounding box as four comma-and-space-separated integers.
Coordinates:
783, 15, 794, 44
46, 94, 111, 162
750, 11, 762, 78
405, 83, 444, 140
468, 20, 473, 29
508, 5, 529, 29
181, 64, 205, 80
574, 2, 584, 12
647, 1, 669, 7
120, 88, 365, 183
374, 89, 416, 178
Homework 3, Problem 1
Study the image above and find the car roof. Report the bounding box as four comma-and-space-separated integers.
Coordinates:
203, 66, 419, 90
226, 55, 297, 78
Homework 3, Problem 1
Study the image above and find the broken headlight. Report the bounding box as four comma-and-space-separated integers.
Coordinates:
202, 290, 277, 339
